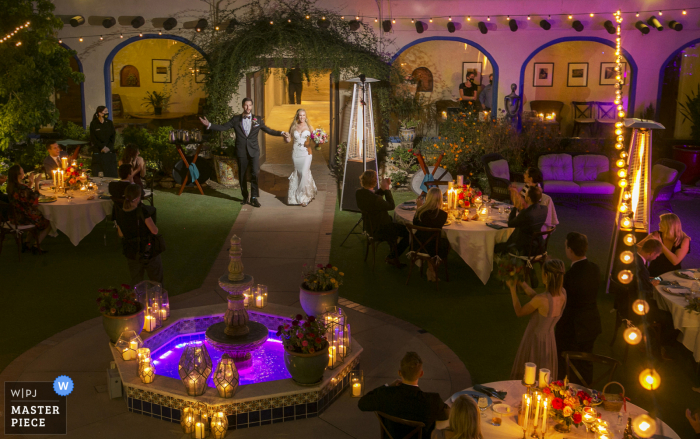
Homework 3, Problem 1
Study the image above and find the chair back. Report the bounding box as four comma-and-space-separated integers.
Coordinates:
526, 226, 555, 258
376, 411, 425, 439
360, 210, 379, 237
561, 351, 621, 389
596, 102, 616, 122
652, 158, 686, 199
572, 101, 595, 120
405, 224, 442, 257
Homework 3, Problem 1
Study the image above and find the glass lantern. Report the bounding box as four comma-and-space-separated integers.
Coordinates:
213, 353, 239, 398
251, 284, 268, 308
210, 411, 228, 439
242, 287, 252, 308
136, 280, 164, 332
137, 347, 151, 363
179, 343, 213, 396
342, 323, 352, 359
350, 370, 364, 397
138, 357, 156, 384
143, 306, 162, 333
322, 306, 346, 369
181, 403, 210, 438
115, 330, 143, 361
160, 289, 170, 321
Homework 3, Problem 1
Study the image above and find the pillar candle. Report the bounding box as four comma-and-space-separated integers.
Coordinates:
523, 396, 530, 431
328, 346, 336, 366
533, 393, 541, 427
122, 348, 136, 361
457, 175, 464, 186
160, 309, 168, 321
541, 398, 548, 434
352, 380, 361, 396
194, 422, 204, 439
52, 170, 57, 188
338, 344, 346, 356
140, 359, 154, 384
256, 295, 263, 307
144, 315, 156, 332
61, 157, 68, 169
524, 363, 537, 385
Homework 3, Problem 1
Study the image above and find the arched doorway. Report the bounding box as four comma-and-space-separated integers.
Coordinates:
657, 38, 700, 141
57, 43, 85, 128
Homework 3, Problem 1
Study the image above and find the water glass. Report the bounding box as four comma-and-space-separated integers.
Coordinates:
98, 171, 104, 178
483, 195, 490, 204
478, 397, 488, 416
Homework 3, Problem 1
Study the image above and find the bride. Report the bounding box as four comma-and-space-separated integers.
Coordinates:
285, 109, 318, 207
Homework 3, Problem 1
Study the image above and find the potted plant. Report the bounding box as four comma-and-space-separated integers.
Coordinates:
676, 84, 700, 184
97, 284, 145, 343
142, 91, 171, 116
399, 119, 419, 143
299, 264, 344, 317
277, 314, 329, 385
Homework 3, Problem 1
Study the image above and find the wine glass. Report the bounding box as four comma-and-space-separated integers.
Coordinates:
483, 194, 490, 204
477, 396, 488, 417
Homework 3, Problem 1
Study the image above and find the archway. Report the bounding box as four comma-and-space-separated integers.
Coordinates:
519, 37, 637, 135
58, 43, 86, 129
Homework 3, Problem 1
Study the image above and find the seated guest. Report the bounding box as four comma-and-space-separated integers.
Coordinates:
120, 144, 146, 188
356, 170, 409, 268
555, 232, 601, 383
432, 395, 483, 439
109, 164, 145, 198
495, 186, 547, 255
638, 213, 691, 278
510, 167, 558, 230
42, 141, 69, 176
6, 165, 51, 253
359, 352, 450, 439
414, 187, 450, 281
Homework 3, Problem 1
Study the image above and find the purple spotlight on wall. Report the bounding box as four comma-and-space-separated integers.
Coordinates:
508, 19, 518, 32
448, 22, 462, 33
415, 21, 428, 33
572, 20, 584, 32
635, 21, 650, 34
603, 20, 616, 34
477, 21, 488, 34
669, 20, 683, 31
539, 20, 551, 30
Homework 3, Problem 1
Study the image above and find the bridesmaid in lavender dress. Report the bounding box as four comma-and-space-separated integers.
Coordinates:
507, 259, 567, 381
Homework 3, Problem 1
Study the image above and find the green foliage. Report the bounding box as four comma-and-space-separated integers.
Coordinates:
331, 141, 347, 186
142, 91, 171, 112
54, 121, 88, 141
0, 0, 84, 150
387, 143, 418, 188
302, 263, 344, 292
399, 119, 419, 129
96, 285, 139, 317
14, 141, 48, 173
679, 84, 700, 143
121, 126, 179, 174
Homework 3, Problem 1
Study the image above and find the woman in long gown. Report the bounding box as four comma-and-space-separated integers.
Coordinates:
285, 109, 317, 207
508, 259, 567, 380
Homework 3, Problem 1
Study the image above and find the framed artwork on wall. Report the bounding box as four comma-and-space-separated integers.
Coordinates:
600, 62, 626, 85
567, 63, 589, 87
152, 59, 171, 83
533, 62, 554, 87
194, 60, 209, 83
461, 62, 482, 86
120, 65, 140, 87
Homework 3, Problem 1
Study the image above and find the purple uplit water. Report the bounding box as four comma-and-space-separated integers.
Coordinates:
150, 331, 291, 386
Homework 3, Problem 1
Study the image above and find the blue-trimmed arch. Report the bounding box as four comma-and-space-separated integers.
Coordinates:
655, 37, 700, 122
518, 37, 638, 128
103, 34, 207, 119
59, 43, 86, 129
392, 37, 500, 113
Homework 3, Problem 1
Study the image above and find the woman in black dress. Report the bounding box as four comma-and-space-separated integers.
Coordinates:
413, 187, 450, 281
459, 71, 481, 111
639, 213, 691, 277
90, 105, 118, 177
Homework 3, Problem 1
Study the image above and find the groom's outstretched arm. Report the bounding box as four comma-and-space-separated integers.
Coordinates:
258, 118, 284, 137
208, 116, 236, 132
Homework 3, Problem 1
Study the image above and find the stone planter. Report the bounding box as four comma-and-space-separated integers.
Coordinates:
283, 346, 329, 385
102, 305, 145, 344
399, 128, 416, 143
299, 284, 338, 318
673, 145, 700, 184
154, 107, 163, 116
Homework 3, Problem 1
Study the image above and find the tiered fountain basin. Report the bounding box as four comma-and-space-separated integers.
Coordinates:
111, 302, 362, 430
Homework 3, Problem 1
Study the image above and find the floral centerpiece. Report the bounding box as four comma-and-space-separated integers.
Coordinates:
495, 253, 528, 284
302, 263, 344, 292
543, 379, 593, 430
64, 162, 86, 188
310, 128, 328, 150
276, 314, 328, 354
97, 284, 145, 343
453, 184, 482, 209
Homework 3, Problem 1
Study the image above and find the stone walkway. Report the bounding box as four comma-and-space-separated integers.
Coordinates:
0, 162, 470, 438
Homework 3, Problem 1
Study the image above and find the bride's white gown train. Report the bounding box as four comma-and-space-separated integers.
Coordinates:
288, 130, 317, 205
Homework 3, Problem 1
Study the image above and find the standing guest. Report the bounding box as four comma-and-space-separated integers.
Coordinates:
638, 213, 691, 277
414, 187, 449, 281
356, 170, 409, 268
459, 71, 481, 111
431, 395, 483, 439
6, 165, 51, 254
359, 352, 450, 439
478, 73, 494, 112
42, 141, 70, 176
286, 67, 310, 105
494, 186, 547, 255
116, 184, 163, 285
555, 232, 601, 383
120, 144, 146, 188
508, 259, 567, 381
90, 105, 118, 178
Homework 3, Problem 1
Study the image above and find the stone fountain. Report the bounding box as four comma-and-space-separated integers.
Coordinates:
205, 235, 268, 369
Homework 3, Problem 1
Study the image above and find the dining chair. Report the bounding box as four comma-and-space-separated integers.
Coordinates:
572, 101, 596, 137
595, 102, 617, 137
0, 202, 39, 261
651, 158, 686, 215
561, 351, 621, 389
361, 210, 397, 273
405, 224, 451, 291
521, 226, 556, 287
376, 411, 425, 439
480, 153, 523, 202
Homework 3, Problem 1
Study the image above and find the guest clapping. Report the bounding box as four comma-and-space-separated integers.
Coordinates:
495, 186, 547, 255
120, 144, 146, 188
638, 213, 691, 277
431, 395, 483, 439
6, 165, 50, 253
413, 187, 450, 281
509, 167, 558, 230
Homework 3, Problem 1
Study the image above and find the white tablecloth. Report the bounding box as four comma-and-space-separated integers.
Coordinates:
436, 380, 680, 439
656, 270, 700, 361
394, 205, 513, 284
37, 178, 114, 246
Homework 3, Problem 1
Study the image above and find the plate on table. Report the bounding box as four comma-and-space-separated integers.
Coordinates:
675, 270, 698, 280
450, 390, 492, 406
400, 203, 416, 211
491, 402, 512, 415
663, 287, 690, 297
38, 195, 57, 203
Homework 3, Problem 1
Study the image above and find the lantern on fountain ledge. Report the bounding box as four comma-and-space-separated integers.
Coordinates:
181, 403, 210, 437
210, 411, 228, 439
160, 289, 170, 321
179, 343, 213, 396
213, 353, 239, 398
137, 347, 151, 363
342, 323, 352, 359
251, 284, 268, 309
322, 306, 346, 369
115, 330, 142, 361
350, 370, 364, 397
136, 280, 164, 331
138, 357, 156, 384
143, 305, 162, 333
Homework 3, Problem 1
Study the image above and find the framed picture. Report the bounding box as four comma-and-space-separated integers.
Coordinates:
152, 59, 171, 83
600, 62, 627, 85
194, 60, 209, 83
567, 62, 589, 87
461, 62, 482, 86
533, 62, 554, 87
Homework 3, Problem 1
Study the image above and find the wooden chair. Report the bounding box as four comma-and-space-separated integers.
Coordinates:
376, 412, 425, 439
651, 158, 686, 214
595, 101, 617, 137
143, 174, 155, 207
0, 202, 39, 261
572, 101, 596, 137
561, 351, 621, 389
522, 226, 556, 286
361, 210, 397, 273
405, 224, 450, 291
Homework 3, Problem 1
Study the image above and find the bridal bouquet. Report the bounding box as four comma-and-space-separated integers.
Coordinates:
495, 252, 528, 284
310, 128, 328, 150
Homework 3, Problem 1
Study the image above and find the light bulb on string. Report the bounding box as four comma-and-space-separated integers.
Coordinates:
619, 179, 628, 189
58, 39, 62, 44
618, 202, 629, 213
448, 16, 452, 21
616, 159, 626, 168
683, 10, 687, 15
527, 15, 530, 20
411, 18, 415, 23
621, 216, 633, 229
15, 41, 21, 46
120, 33, 123, 38
617, 270, 633, 284
79, 37, 83, 42
620, 151, 628, 159
632, 414, 657, 438
288, 19, 291, 22
590, 13, 594, 17
487, 16, 490, 21
633, 300, 649, 316
306, 15, 310, 19
658, 11, 662, 16
507, 16, 510, 20
467, 16, 471, 21
615, 143, 624, 150
270, 21, 273, 25
158, 31, 162, 35
638, 369, 660, 390
622, 190, 632, 201
429, 18, 433, 23
100, 35, 103, 40
623, 233, 635, 245
392, 18, 396, 23
139, 33, 143, 37
355, 16, 359, 20
374, 18, 377, 22
624, 326, 642, 344
568, 15, 573, 19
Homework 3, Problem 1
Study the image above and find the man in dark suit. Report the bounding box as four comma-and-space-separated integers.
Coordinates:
555, 232, 601, 384
359, 352, 449, 439
200, 98, 290, 207
495, 185, 548, 255
43, 141, 70, 176
355, 170, 409, 268
286, 67, 310, 104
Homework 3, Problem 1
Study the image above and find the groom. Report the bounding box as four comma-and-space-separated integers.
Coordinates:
200, 98, 289, 207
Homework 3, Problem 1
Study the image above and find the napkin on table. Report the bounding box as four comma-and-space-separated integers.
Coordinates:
474, 384, 507, 400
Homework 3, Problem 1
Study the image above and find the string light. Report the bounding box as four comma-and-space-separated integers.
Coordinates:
288, 19, 291, 23
632, 299, 649, 315
305, 15, 310, 19
355, 16, 359, 20
374, 18, 378, 22
79, 37, 83, 42
638, 369, 660, 390
507, 16, 510, 20
158, 30, 162, 35
1, 21, 30, 44
270, 21, 273, 25
632, 414, 657, 438
15, 41, 21, 46
658, 10, 663, 15
429, 18, 433, 23
448, 16, 452, 21
341, 16, 344, 20
411, 18, 415, 23
624, 326, 642, 345
527, 15, 531, 20
467, 16, 471, 21
100, 35, 103, 40
393, 18, 396, 23
487, 16, 490, 21
120, 33, 123, 38
214, 25, 219, 31
568, 15, 573, 19
683, 10, 687, 15
636, 12, 640, 17
139, 32, 143, 37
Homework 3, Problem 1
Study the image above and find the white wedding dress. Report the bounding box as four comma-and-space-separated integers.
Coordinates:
288, 130, 317, 205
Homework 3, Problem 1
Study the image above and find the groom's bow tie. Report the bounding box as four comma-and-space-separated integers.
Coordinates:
243, 116, 251, 119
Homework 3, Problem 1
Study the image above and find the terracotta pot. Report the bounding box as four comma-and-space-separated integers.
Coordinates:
102, 304, 145, 343
672, 145, 700, 184
283, 346, 328, 385
299, 284, 338, 318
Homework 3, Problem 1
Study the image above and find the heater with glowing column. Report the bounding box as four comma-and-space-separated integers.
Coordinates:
340, 76, 380, 211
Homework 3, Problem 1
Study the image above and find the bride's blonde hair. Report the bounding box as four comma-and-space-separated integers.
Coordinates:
289, 109, 314, 136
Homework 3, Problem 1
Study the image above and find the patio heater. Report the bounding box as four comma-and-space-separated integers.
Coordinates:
340, 75, 379, 211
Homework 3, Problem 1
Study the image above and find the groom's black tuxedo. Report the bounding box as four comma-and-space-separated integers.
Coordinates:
208, 114, 283, 199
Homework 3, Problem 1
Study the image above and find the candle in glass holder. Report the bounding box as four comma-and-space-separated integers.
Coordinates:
533, 393, 541, 428
61, 157, 68, 169
538, 113, 544, 122
442, 111, 447, 120
524, 363, 537, 385
338, 344, 346, 356
457, 175, 464, 186
122, 348, 136, 361
255, 294, 263, 307
194, 421, 205, 439
144, 315, 156, 332
80, 186, 86, 191
541, 398, 548, 434
328, 346, 336, 366
352, 379, 362, 396
140, 358, 154, 383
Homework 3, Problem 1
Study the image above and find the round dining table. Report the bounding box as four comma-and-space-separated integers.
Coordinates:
37, 178, 114, 246
393, 203, 514, 284
436, 380, 681, 439
655, 269, 700, 361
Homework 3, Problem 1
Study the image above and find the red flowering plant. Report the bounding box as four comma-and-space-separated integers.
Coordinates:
495, 252, 528, 284
276, 314, 328, 354
543, 378, 592, 428
302, 263, 344, 292
96, 284, 140, 316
